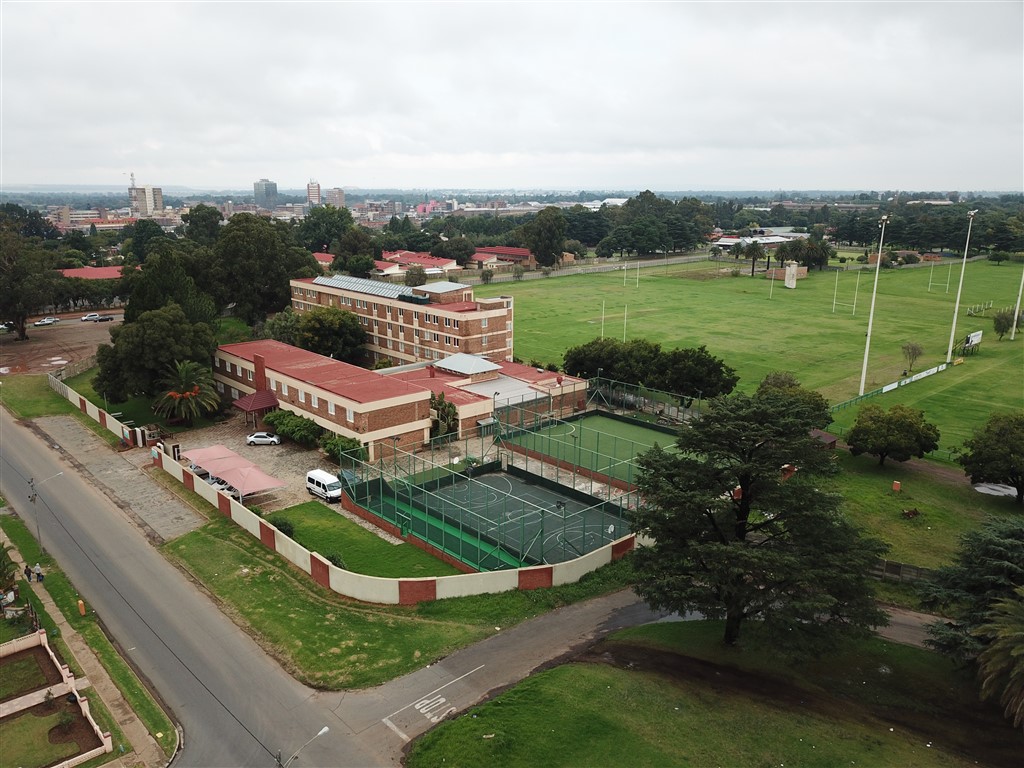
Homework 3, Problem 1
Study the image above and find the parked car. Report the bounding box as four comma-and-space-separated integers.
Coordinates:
208, 477, 235, 494
94, 315, 114, 322
33, 317, 58, 326
246, 432, 281, 446
187, 463, 210, 480
81, 313, 100, 322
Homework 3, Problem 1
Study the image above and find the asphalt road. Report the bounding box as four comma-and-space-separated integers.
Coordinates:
0, 408, 382, 767
0, 408, 663, 767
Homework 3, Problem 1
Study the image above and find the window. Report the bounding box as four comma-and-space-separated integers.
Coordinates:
386, 306, 391, 315
454, 319, 460, 329
444, 317, 451, 327
454, 339, 460, 347
269, 377, 276, 390
246, 369, 254, 381
414, 312, 419, 321
432, 332, 439, 342
311, 394, 318, 409
230, 388, 238, 399
482, 335, 488, 347
444, 336, 451, 346
481, 317, 489, 328
328, 401, 335, 416
216, 381, 224, 393
282, 384, 289, 396
298, 390, 305, 403
346, 407, 354, 422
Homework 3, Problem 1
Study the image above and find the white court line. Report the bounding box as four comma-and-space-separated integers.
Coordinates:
384, 664, 486, 720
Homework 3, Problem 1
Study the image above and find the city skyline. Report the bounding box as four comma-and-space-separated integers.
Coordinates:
2, 2, 1021, 192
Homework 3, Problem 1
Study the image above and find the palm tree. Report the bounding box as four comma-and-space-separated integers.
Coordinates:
152, 360, 221, 425
975, 586, 1024, 730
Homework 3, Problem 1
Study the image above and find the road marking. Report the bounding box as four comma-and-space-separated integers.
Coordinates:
381, 664, 484, 732
381, 718, 409, 742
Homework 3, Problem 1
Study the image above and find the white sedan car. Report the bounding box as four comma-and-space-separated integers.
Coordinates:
246, 431, 281, 446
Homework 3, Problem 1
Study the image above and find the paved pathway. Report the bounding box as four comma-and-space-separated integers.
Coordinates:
32, 416, 204, 543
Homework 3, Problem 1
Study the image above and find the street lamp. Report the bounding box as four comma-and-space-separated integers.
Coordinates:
276, 726, 329, 768
858, 215, 890, 396
28, 472, 63, 553
946, 210, 979, 362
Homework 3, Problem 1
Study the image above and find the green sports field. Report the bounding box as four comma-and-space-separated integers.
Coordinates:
480, 259, 1024, 451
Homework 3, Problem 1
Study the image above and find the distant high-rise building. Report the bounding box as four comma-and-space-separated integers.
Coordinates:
325, 187, 345, 208
254, 178, 278, 209
128, 176, 164, 217
307, 179, 321, 207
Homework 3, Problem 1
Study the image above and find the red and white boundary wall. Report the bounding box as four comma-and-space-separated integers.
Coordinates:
46, 375, 635, 605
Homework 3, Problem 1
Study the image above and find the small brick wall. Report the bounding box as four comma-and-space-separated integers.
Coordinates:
518, 566, 553, 590
399, 579, 437, 605
259, 520, 277, 550
611, 537, 636, 560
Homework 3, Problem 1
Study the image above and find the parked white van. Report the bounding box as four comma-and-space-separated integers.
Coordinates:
306, 469, 343, 502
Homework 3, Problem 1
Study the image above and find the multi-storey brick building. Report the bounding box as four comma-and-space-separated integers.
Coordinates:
289, 275, 514, 367
213, 341, 585, 460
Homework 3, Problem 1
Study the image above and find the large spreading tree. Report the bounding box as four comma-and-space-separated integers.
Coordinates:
632, 390, 888, 655
920, 520, 1024, 665
93, 302, 216, 401
293, 306, 367, 363
959, 411, 1024, 504
523, 206, 566, 268
845, 403, 940, 466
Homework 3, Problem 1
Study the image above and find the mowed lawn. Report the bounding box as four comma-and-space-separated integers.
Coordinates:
479, 259, 1024, 451
267, 501, 461, 577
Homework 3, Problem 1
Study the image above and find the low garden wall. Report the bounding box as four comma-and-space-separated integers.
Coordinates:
0, 629, 113, 766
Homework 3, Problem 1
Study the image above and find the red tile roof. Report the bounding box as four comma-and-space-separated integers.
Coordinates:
61, 266, 134, 280
386, 367, 487, 406
219, 340, 428, 405
475, 246, 532, 260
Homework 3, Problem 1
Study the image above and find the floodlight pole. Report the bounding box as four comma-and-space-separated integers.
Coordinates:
946, 210, 979, 363
1010, 256, 1024, 342
858, 215, 889, 396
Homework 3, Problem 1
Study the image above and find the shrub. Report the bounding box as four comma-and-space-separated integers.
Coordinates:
57, 709, 76, 731
263, 410, 323, 447
325, 552, 346, 569
268, 517, 293, 537
838, 256, 847, 264
480, 269, 494, 284
320, 433, 367, 463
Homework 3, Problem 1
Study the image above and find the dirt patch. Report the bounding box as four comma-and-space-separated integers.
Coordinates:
25, 697, 104, 755
0, 313, 120, 375
579, 638, 1023, 768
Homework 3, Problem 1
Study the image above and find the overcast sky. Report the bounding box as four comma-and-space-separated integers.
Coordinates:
2, 1, 1021, 193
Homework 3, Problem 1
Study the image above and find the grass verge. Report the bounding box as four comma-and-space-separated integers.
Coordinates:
162, 506, 635, 689
408, 621, 1022, 768
0, 514, 176, 759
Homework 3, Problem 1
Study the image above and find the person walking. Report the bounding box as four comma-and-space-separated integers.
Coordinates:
24, 565, 32, 582
33, 563, 42, 582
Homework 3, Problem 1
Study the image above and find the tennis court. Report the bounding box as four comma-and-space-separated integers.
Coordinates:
348, 462, 631, 571
499, 411, 677, 484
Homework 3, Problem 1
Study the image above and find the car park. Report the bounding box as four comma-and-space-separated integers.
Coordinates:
81, 313, 100, 322
246, 431, 281, 446
33, 317, 58, 326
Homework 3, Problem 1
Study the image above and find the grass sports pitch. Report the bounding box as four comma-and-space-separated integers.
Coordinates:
479, 258, 1024, 451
